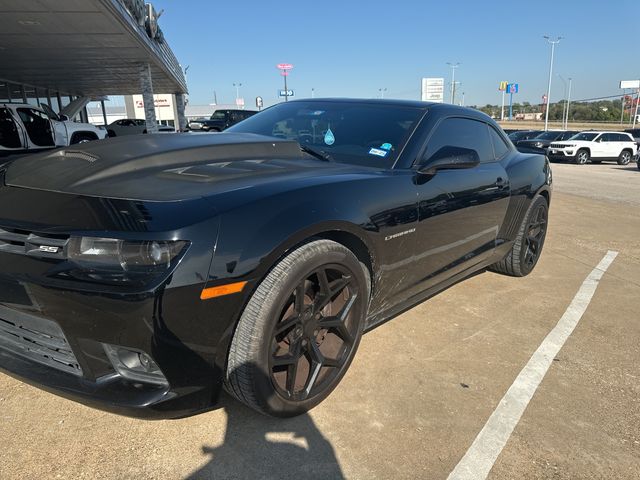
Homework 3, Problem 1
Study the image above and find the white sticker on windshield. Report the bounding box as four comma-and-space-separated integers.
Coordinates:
368, 148, 388, 157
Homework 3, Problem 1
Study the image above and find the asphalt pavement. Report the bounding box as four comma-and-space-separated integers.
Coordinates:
0, 161, 638, 479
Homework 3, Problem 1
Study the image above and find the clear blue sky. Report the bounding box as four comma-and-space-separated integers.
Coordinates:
153, 0, 639, 108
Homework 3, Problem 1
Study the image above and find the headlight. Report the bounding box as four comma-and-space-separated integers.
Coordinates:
534, 142, 543, 148
564, 144, 575, 148
66, 237, 188, 285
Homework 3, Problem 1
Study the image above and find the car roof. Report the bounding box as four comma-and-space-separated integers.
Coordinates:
289, 98, 435, 109
0, 102, 39, 109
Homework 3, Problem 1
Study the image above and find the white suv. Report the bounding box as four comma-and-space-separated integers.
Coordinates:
548, 131, 637, 165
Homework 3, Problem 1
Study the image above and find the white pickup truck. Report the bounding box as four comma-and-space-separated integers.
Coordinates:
0, 102, 107, 155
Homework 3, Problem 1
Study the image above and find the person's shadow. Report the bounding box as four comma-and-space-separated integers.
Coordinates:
186, 376, 345, 480
151, 288, 345, 479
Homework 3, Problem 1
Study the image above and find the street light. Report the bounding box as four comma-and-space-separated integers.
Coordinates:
565, 77, 572, 128
233, 82, 242, 104
543, 35, 562, 131
446, 62, 460, 104
558, 74, 567, 129
378, 88, 387, 99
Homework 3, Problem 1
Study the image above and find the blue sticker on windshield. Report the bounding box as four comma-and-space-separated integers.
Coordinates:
324, 128, 335, 145
369, 148, 388, 157
380, 143, 392, 151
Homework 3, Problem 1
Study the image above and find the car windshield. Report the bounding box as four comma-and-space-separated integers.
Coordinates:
226, 101, 426, 167
210, 111, 227, 120
569, 132, 598, 141
534, 131, 561, 140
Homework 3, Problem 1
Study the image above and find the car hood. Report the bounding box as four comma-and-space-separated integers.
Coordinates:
4, 133, 366, 202
518, 139, 550, 147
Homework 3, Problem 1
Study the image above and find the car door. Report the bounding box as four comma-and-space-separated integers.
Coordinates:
590, 133, 608, 158
40, 103, 68, 146
15, 107, 55, 149
0, 107, 26, 151
406, 117, 511, 296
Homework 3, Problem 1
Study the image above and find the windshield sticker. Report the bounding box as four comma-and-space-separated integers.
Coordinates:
380, 143, 392, 151
324, 128, 335, 145
312, 110, 325, 116
369, 148, 388, 157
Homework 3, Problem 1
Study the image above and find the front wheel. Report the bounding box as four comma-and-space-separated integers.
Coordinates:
70, 133, 96, 144
225, 239, 369, 417
489, 195, 548, 277
618, 150, 632, 165
576, 149, 589, 165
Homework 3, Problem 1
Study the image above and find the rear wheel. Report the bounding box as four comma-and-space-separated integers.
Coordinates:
490, 195, 548, 277
576, 149, 589, 165
70, 133, 96, 144
225, 239, 369, 417
618, 150, 632, 165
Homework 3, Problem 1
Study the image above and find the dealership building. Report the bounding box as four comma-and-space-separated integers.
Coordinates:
0, 0, 187, 132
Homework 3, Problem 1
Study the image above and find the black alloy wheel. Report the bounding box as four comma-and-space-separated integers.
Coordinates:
225, 239, 368, 417
489, 195, 548, 277
269, 265, 359, 402
521, 202, 547, 271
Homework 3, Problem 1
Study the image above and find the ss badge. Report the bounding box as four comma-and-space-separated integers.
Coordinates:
39, 245, 59, 253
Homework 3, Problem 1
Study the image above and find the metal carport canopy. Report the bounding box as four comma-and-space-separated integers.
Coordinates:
0, 0, 186, 96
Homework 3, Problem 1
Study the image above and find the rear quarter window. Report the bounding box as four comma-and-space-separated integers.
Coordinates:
488, 126, 510, 159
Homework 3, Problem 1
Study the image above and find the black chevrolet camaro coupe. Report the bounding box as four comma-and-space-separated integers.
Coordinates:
0, 99, 551, 418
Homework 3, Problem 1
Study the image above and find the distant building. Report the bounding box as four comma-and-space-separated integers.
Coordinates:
514, 112, 543, 121
87, 97, 243, 126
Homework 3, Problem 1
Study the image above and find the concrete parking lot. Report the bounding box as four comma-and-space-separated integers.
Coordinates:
0, 162, 639, 480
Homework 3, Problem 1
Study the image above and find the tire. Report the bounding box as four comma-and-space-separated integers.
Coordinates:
617, 150, 632, 165
489, 195, 548, 277
225, 239, 369, 417
107, 129, 116, 138
575, 149, 589, 165
70, 133, 97, 144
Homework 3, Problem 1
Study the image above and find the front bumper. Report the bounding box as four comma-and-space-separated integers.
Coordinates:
547, 148, 575, 161
0, 184, 246, 418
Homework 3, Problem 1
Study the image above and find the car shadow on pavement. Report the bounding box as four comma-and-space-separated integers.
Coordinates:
185, 381, 345, 480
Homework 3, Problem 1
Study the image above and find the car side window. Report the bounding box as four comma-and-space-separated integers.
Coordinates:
616, 133, 632, 142
488, 125, 510, 160
420, 117, 494, 166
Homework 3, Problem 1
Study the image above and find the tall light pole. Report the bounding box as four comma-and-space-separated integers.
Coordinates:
543, 35, 562, 131
311, 88, 315, 98
558, 74, 567, 129
565, 77, 572, 128
378, 88, 387, 99
233, 82, 242, 105
446, 62, 460, 104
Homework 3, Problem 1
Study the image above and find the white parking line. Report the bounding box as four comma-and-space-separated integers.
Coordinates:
447, 250, 619, 480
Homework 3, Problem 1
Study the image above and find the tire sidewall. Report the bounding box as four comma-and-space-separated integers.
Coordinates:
576, 149, 589, 164
246, 242, 367, 416
618, 151, 631, 165
517, 196, 548, 275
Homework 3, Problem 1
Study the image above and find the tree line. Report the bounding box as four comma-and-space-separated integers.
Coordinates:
472, 98, 638, 122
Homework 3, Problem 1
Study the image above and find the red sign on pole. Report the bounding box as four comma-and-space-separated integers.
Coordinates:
277, 63, 294, 70
542, 94, 548, 104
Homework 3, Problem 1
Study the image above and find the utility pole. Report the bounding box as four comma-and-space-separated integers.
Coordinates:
558, 74, 567, 129
378, 88, 387, 99
565, 77, 572, 129
543, 35, 562, 131
233, 82, 242, 106
446, 62, 460, 104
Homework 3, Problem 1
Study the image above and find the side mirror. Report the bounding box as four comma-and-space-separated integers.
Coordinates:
58, 114, 69, 122
418, 146, 481, 175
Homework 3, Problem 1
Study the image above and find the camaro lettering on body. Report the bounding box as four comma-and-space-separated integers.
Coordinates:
385, 228, 416, 241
